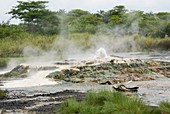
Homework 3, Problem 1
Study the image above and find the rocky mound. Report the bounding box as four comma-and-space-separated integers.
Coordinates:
47, 58, 170, 84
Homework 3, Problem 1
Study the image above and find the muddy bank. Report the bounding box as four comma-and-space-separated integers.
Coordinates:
1, 76, 170, 113
0, 89, 85, 114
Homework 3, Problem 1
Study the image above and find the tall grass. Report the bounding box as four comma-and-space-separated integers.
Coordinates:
137, 37, 170, 51
159, 101, 170, 114
56, 90, 155, 114
0, 33, 170, 58
0, 58, 9, 68
0, 34, 57, 57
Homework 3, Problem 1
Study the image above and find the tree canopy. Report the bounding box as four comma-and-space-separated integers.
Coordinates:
3, 1, 170, 37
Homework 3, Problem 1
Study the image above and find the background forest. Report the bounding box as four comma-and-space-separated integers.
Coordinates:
0, 1, 170, 59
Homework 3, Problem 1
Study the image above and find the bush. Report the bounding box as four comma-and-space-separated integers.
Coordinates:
0, 23, 27, 39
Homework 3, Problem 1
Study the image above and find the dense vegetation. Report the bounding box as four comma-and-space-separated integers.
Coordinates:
0, 0, 170, 59
56, 90, 170, 114
1, 1, 170, 37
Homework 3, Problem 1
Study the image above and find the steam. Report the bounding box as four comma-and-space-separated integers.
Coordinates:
1, 20, 143, 88
2, 13, 143, 71
21, 22, 141, 63
96, 47, 108, 58
3, 71, 58, 88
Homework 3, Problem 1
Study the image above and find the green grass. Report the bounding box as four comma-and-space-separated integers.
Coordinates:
137, 37, 170, 51
159, 101, 170, 114
0, 89, 6, 99
0, 58, 9, 68
0, 34, 57, 57
0, 33, 170, 58
55, 90, 170, 114
55, 90, 155, 114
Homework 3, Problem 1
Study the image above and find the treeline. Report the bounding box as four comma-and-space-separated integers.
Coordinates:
1, 1, 170, 39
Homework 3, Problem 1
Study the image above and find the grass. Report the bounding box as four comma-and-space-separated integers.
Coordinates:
0, 34, 57, 57
159, 101, 170, 114
0, 58, 9, 68
55, 90, 158, 114
0, 89, 6, 99
0, 33, 170, 58
137, 37, 170, 51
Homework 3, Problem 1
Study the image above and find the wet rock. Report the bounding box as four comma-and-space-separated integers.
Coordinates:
46, 58, 169, 84
146, 60, 161, 67
100, 80, 112, 85
0, 65, 29, 79
55, 61, 70, 65
113, 84, 139, 92
85, 61, 95, 65
37, 66, 58, 71
46, 71, 64, 80
46, 68, 80, 80
69, 78, 84, 83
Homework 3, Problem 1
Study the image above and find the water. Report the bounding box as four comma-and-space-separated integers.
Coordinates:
2, 71, 58, 88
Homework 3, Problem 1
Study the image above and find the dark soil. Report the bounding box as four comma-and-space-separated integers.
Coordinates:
0, 90, 85, 114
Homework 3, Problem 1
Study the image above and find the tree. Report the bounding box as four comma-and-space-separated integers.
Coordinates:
106, 5, 127, 26
8, 1, 48, 24
66, 9, 100, 33
8, 1, 60, 35
165, 22, 170, 36
0, 22, 26, 39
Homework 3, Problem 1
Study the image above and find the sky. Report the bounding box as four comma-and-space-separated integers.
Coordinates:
1, 0, 170, 24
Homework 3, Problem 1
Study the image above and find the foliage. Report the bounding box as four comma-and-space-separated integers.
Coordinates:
165, 22, 170, 36
66, 10, 100, 33
8, 1, 60, 35
0, 22, 27, 39
6, 1, 170, 37
8, 1, 48, 23
56, 90, 154, 114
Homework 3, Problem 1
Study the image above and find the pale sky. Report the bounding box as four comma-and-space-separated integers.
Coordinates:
1, 0, 170, 24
